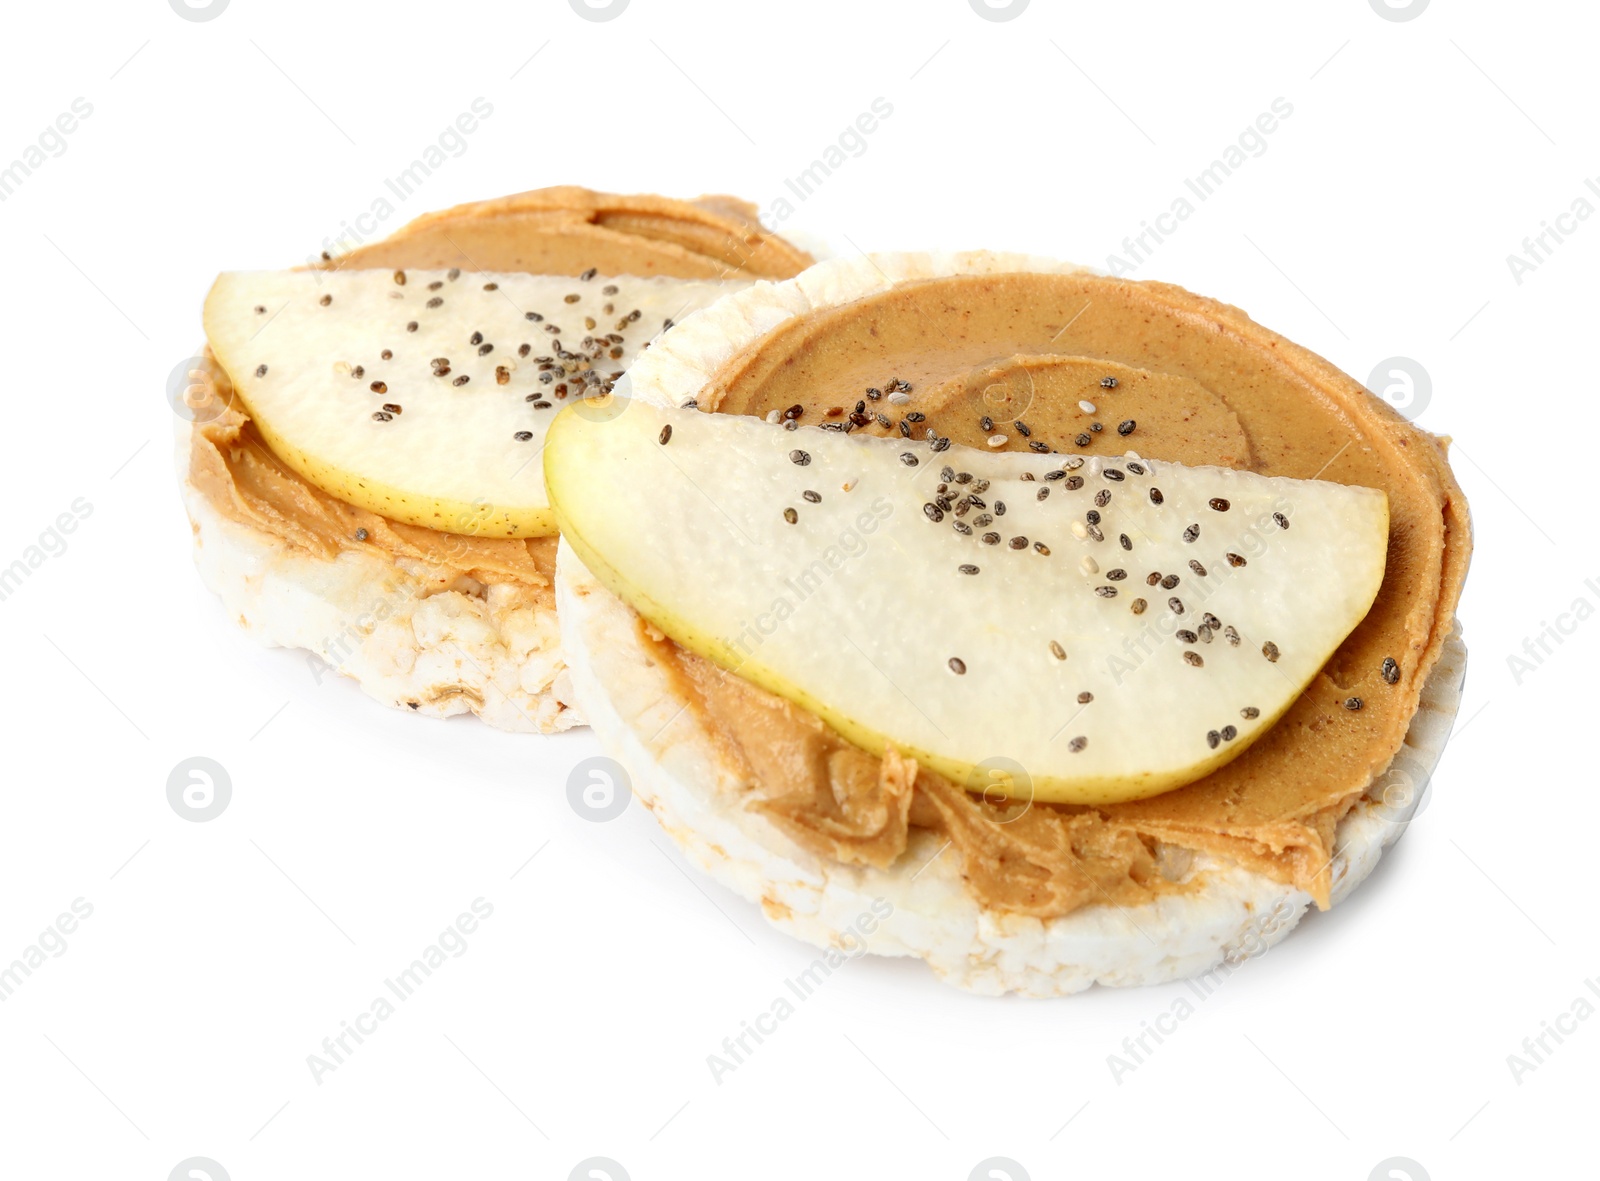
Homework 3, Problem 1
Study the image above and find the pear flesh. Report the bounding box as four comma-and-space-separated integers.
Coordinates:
546, 401, 1389, 805
203, 269, 748, 537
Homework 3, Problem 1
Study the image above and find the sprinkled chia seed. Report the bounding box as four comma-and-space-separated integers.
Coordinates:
1181, 523, 1200, 543
1273, 512, 1289, 529
1226, 552, 1246, 567
1036, 487, 1050, 502
1086, 510, 1101, 526
932, 437, 952, 452
959, 564, 979, 575
513, 430, 533, 441
371, 410, 392, 422
1241, 705, 1260, 718
1209, 498, 1231, 512
406, 321, 418, 332
382, 403, 402, 414
1147, 572, 1162, 586
1225, 626, 1241, 646
900, 421, 912, 438
1131, 598, 1147, 614
1382, 657, 1400, 685
255, 364, 268, 377
790, 449, 811, 466
802, 490, 821, 504
1345, 696, 1363, 711
371, 381, 387, 393
319, 294, 332, 307
1080, 556, 1098, 575
1149, 487, 1164, 505
948, 657, 967, 675
1189, 559, 1208, 576
1078, 691, 1093, 704
1068, 736, 1087, 752
1095, 489, 1112, 507
1221, 725, 1237, 741
1100, 375, 1118, 388
1161, 574, 1180, 589
1050, 641, 1067, 660
1119, 534, 1132, 550
924, 504, 945, 522
1095, 586, 1118, 598
453, 375, 469, 386
658, 424, 673, 445
1008, 536, 1028, 550
1086, 523, 1105, 542
1066, 476, 1084, 491
783, 507, 798, 524
525, 311, 543, 322
1184, 652, 1204, 668
355, 528, 369, 541
1075, 433, 1092, 447
1107, 568, 1126, 580
1118, 420, 1136, 436
907, 412, 926, 423
1014, 421, 1031, 437
981, 532, 1000, 545
1127, 462, 1146, 475
994, 501, 1006, 516
1207, 730, 1221, 749
1177, 629, 1197, 643
1262, 641, 1280, 663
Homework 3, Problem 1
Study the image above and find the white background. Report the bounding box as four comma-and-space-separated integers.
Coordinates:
0, 1, 1594, 1178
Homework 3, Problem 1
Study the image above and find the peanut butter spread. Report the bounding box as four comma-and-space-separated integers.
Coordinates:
657, 271, 1470, 917
326, 186, 813, 280
188, 188, 813, 586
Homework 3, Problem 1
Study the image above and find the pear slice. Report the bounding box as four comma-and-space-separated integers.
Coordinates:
203, 268, 749, 537
546, 400, 1389, 805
